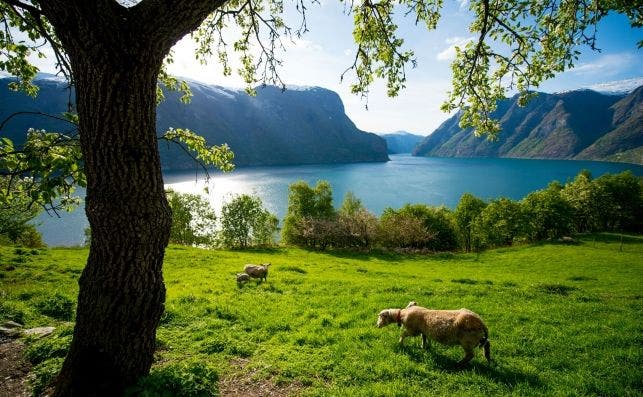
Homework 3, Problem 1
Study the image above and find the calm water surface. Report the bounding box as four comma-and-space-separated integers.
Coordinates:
39, 155, 643, 246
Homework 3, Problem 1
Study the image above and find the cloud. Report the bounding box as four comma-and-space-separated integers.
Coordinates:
571, 53, 635, 76
436, 36, 475, 61
584, 77, 643, 94
457, 0, 470, 10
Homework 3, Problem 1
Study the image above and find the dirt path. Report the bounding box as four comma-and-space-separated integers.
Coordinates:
0, 340, 32, 397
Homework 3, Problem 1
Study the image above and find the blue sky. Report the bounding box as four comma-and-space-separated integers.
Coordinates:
27, 2, 643, 135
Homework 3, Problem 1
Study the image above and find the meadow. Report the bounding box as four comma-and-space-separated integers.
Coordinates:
1, 233, 641, 396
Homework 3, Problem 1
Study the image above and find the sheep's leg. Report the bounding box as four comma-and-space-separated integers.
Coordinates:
483, 340, 491, 363
399, 329, 411, 346
421, 334, 429, 350
456, 348, 475, 368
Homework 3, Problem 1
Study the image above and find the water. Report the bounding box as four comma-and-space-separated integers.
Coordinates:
37, 155, 643, 246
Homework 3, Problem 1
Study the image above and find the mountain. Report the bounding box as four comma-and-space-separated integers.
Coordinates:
379, 131, 424, 154
0, 76, 389, 169
413, 87, 643, 165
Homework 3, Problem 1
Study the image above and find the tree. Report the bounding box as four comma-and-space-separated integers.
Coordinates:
454, 193, 487, 252
282, 180, 335, 246
593, 171, 643, 232
166, 190, 217, 246
522, 182, 574, 241
219, 194, 278, 248
472, 197, 525, 249
561, 170, 609, 233
0, 176, 42, 246
0, 0, 637, 394
337, 192, 378, 249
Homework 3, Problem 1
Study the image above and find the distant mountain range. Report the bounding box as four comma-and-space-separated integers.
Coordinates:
414, 86, 643, 165
379, 131, 424, 154
0, 76, 388, 169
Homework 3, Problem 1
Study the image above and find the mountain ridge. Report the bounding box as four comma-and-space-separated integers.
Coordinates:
413, 86, 643, 165
0, 76, 389, 169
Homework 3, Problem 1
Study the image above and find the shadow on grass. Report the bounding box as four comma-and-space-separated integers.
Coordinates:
397, 345, 542, 388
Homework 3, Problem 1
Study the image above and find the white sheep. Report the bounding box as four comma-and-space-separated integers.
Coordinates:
243, 263, 271, 282
377, 301, 491, 367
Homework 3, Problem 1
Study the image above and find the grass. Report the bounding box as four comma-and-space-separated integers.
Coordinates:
0, 234, 641, 396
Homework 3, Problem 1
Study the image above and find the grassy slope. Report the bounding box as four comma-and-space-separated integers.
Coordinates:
1, 235, 641, 396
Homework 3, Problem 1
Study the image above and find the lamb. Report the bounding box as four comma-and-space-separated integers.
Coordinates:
236, 273, 250, 284
377, 302, 491, 367
243, 263, 271, 282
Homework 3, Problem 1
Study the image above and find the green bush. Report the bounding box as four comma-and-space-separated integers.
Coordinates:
167, 190, 216, 247
36, 292, 75, 321
219, 194, 278, 249
126, 362, 219, 397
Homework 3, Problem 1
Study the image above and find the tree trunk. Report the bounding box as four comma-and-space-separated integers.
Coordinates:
34, 2, 227, 395
52, 50, 170, 397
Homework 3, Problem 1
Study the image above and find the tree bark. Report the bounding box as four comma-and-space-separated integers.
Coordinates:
33, 2, 224, 396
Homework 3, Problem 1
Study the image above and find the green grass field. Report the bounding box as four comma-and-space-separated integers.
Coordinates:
1, 234, 641, 396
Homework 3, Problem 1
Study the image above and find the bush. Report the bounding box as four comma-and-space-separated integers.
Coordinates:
36, 292, 75, 321
167, 190, 216, 247
282, 180, 335, 246
454, 193, 487, 252
522, 182, 573, 241
126, 362, 219, 397
472, 197, 525, 249
377, 204, 458, 251
14, 224, 44, 248
219, 194, 278, 248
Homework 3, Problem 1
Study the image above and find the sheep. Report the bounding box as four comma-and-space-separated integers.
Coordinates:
236, 273, 250, 284
377, 302, 491, 367
243, 263, 271, 282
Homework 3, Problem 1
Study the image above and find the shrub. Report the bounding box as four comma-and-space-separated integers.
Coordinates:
522, 182, 574, 241
472, 197, 525, 249
126, 362, 219, 397
166, 190, 216, 247
377, 204, 458, 251
219, 194, 278, 248
454, 193, 487, 252
282, 180, 335, 246
36, 292, 75, 321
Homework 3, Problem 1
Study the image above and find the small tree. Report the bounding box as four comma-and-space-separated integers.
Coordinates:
166, 190, 216, 246
472, 198, 525, 249
0, 176, 44, 247
593, 171, 643, 232
396, 204, 458, 251
522, 182, 574, 241
454, 193, 487, 252
282, 180, 335, 246
377, 209, 435, 249
219, 194, 278, 248
337, 192, 378, 249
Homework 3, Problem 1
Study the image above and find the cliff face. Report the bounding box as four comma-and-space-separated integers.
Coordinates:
0, 76, 389, 169
413, 87, 643, 165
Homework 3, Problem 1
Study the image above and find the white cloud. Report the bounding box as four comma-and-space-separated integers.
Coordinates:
571, 53, 635, 76
436, 36, 475, 61
584, 77, 643, 94
457, 0, 470, 10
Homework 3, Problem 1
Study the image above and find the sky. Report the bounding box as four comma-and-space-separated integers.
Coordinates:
26, 1, 643, 136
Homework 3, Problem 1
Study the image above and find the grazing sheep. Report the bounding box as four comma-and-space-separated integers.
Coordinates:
377, 303, 491, 367
243, 263, 271, 282
236, 273, 250, 284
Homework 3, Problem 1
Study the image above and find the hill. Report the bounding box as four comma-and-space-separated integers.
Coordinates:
379, 131, 424, 153
0, 76, 389, 169
413, 87, 643, 165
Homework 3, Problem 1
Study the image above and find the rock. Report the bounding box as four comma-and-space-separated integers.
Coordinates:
0, 326, 22, 339
22, 327, 55, 338
1, 321, 23, 329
